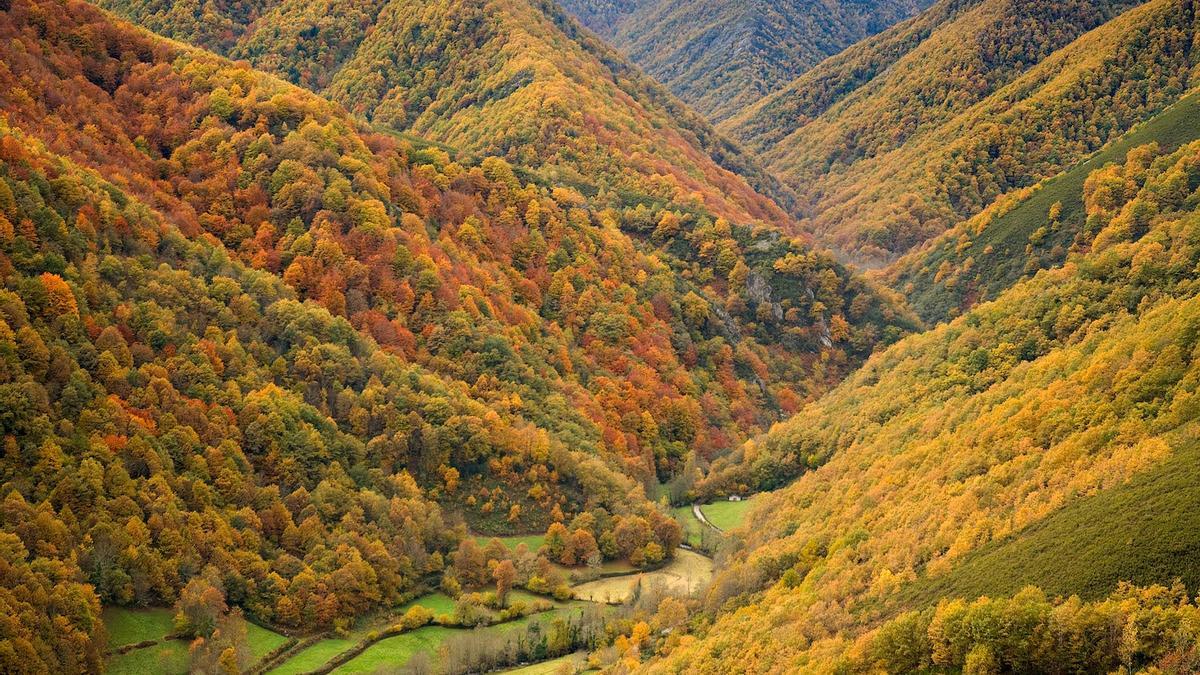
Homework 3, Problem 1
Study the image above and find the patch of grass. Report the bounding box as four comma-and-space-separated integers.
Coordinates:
329, 625, 459, 674
270, 592, 523, 674
897, 437, 1200, 608
643, 549, 714, 596
102, 607, 176, 648
506, 589, 551, 606
246, 621, 289, 661
328, 605, 595, 673
474, 533, 546, 552
268, 590, 583, 674
700, 498, 754, 531
672, 505, 703, 547
400, 592, 458, 616
571, 576, 636, 605
267, 635, 362, 675
105, 609, 286, 673
106, 640, 189, 675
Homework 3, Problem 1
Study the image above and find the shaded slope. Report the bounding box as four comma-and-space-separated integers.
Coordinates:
896, 433, 1200, 607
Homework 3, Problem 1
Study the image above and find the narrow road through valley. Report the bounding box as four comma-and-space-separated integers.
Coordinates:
693, 503, 722, 532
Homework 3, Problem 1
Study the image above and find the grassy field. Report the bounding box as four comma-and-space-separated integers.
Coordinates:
897, 434, 1200, 607
507, 589, 555, 606
102, 607, 187, 675
572, 549, 713, 603
329, 624, 458, 673
270, 593, 454, 674
104, 606, 287, 673
108, 593, 573, 674
270, 589, 562, 673
699, 499, 755, 531
474, 533, 546, 552
332, 604, 599, 673
267, 632, 367, 675
102, 607, 175, 648
246, 621, 290, 661
106, 640, 189, 675
399, 591, 457, 615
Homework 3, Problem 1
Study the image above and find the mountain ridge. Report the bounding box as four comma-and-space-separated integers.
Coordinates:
96, 0, 802, 229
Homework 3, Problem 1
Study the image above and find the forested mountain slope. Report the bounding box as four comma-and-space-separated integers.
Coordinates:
18, 0, 1200, 671
0, 0, 680, 661
558, 0, 931, 123
650, 137, 1200, 671
728, 0, 1198, 266
884, 87, 1200, 324
95, 0, 798, 229
0, 0, 924, 667
89, 0, 920, 466
555, 0, 645, 34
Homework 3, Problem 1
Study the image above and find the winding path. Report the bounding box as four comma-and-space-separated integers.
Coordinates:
692, 503, 722, 532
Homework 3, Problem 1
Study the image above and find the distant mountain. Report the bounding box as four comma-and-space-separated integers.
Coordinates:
555, 0, 647, 33
560, 0, 933, 123
728, 0, 1198, 266
96, 0, 798, 229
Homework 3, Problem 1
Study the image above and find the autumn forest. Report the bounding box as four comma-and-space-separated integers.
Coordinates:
1, 0, 1199, 673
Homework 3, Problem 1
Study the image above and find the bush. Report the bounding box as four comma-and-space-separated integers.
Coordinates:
398, 605, 434, 631
527, 575, 551, 594
452, 598, 490, 627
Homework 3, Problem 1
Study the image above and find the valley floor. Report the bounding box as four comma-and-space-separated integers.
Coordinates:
103, 544, 719, 674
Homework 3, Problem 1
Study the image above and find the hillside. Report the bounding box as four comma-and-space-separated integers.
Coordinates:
895, 434, 1200, 607
95, 0, 799, 229
555, 0, 646, 33
0, 0, 926, 668
13, 0, 1200, 672
0, 0, 689, 660
884, 87, 1200, 324
648, 136, 1200, 670
558, 0, 931, 123
728, 0, 1198, 265
89, 0, 921, 467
